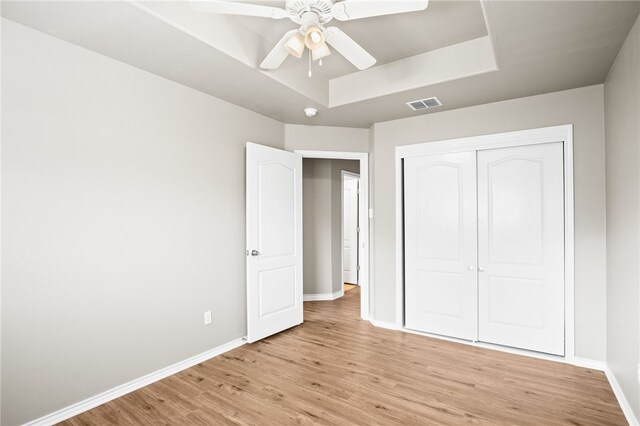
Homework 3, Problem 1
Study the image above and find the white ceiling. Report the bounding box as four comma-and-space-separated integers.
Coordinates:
2, 0, 639, 128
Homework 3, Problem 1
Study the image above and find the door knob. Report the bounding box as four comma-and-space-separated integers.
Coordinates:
250, 249, 259, 257
478, 267, 485, 272
467, 266, 475, 271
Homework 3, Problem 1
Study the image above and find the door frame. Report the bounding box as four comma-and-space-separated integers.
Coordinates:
341, 170, 360, 286
295, 150, 370, 320
394, 125, 575, 362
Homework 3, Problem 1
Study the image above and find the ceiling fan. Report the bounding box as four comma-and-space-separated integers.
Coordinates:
190, 0, 429, 71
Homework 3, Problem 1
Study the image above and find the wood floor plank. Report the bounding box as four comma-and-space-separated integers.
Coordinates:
59, 288, 627, 425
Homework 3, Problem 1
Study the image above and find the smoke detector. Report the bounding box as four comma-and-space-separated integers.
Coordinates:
407, 97, 443, 111
304, 107, 318, 117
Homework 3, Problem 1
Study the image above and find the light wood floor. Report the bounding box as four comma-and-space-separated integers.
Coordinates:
344, 283, 357, 292
61, 288, 626, 425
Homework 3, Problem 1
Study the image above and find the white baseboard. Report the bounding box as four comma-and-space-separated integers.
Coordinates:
573, 357, 607, 371
369, 318, 638, 426
572, 358, 639, 425
568, 357, 640, 425
369, 318, 610, 369
24, 338, 246, 426
22, 326, 639, 426
604, 365, 640, 426
368, 318, 400, 331
303, 289, 344, 301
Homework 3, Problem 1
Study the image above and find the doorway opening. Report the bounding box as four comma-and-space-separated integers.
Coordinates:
297, 150, 370, 320
342, 171, 360, 295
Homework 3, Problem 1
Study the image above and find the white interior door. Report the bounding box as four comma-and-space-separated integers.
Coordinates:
246, 143, 303, 343
343, 176, 359, 284
404, 152, 478, 341
477, 142, 564, 355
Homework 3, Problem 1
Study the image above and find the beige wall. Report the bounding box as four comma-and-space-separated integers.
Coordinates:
604, 14, 640, 419
302, 158, 359, 296
1, 20, 284, 425
284, 124, 369, 153
371, 85, 607, 361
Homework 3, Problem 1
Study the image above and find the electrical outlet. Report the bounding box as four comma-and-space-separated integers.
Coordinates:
204, 310, 212, 326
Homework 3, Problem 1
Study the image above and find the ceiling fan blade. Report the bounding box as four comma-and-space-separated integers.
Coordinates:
190, 0, 288, 19
260, 30, 298, 70
332, 0, 428, 21
324, 27, 376, 70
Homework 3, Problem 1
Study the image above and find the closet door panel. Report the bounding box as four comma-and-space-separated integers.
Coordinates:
477, 142, 564, 355
404, 152, 477, 340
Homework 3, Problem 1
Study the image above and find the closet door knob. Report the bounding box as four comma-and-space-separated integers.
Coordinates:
478, 267, 485, 272
467, 266, 475, 271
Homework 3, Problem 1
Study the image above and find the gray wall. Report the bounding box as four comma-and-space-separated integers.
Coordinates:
3, 11, 637, 426
604, 13, 640, 419
1, 20, 284, 425
285, 124, 369, 153
302, 159, 332, 295
302, 158, 359, 296
370, 85, 608, 361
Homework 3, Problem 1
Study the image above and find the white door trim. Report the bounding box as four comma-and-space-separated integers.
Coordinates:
295, 150, 370, 320
394, 124, 575, 362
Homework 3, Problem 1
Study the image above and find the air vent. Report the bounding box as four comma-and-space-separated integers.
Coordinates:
406, 97, 442, 111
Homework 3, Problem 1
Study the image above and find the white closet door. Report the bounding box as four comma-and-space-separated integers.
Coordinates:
404, 152, 478, 340
477, 143, 564, 355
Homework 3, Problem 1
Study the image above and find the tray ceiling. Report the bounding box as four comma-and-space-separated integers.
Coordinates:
2, 0, 639, 127
232, 0, 488, 80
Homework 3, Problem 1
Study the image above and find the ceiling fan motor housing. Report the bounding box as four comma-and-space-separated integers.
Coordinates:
286, 0, 335, 25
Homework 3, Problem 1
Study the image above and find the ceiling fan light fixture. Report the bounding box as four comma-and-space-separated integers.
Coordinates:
284, 31, 305, 58
192, 0, 428, 72
304, 26, 325, 50
312, 42, 331, 61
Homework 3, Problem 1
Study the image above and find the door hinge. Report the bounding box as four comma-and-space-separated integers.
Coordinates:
357, 227, 360, 233
357, 265, 361, 271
